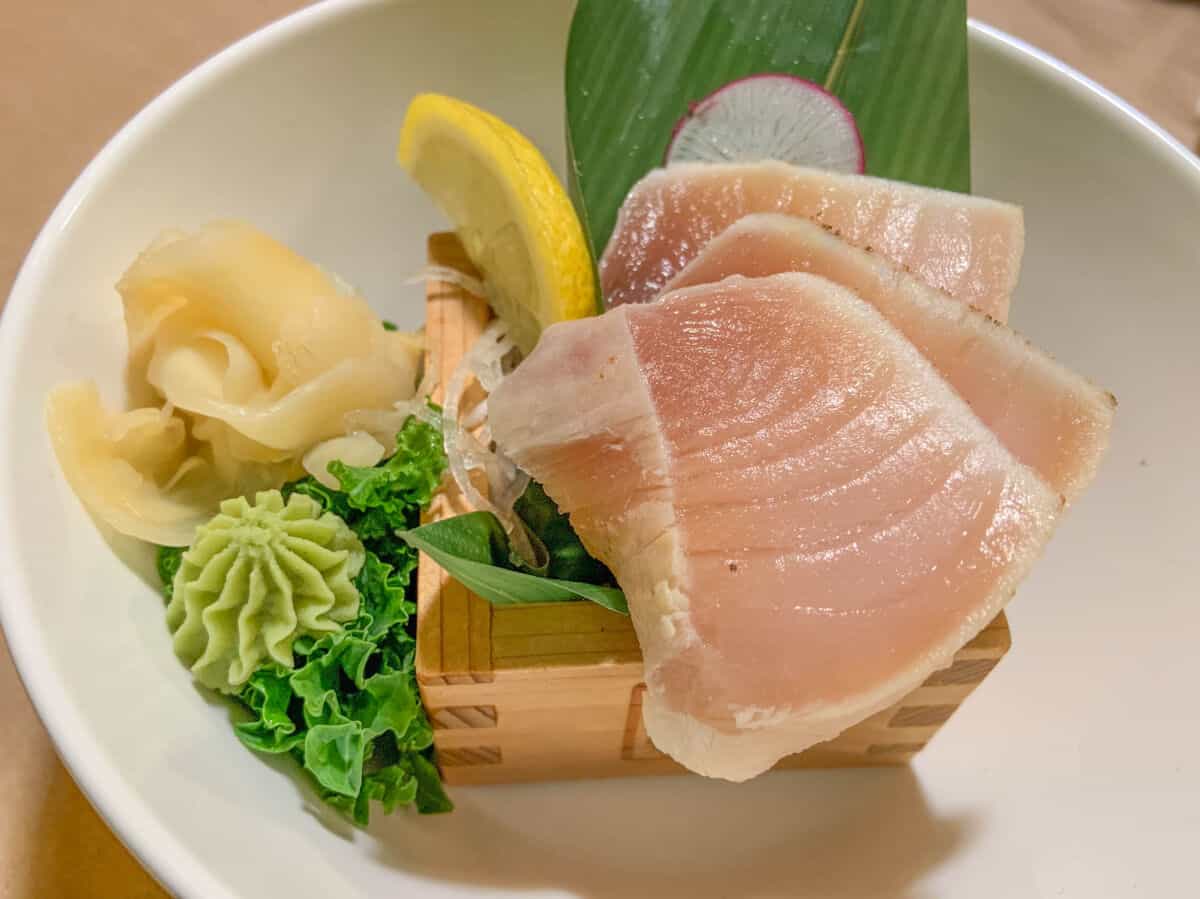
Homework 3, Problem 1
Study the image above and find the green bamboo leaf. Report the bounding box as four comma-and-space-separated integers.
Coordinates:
566, 0, 970, 260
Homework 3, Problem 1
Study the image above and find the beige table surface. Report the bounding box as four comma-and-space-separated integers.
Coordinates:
1, 1, 1197, 896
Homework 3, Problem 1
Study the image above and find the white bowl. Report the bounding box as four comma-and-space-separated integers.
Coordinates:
3, 3, 1199, 896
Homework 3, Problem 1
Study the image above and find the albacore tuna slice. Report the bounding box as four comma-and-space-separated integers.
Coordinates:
489, 273, 1062, 782
600, 161, 1024, 321
667, 213, 1114, 504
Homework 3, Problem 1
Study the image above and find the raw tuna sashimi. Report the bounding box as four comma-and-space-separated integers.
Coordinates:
600, 161, 1024, 321
489, 273, 1062, 781
667, 214, 1114, 503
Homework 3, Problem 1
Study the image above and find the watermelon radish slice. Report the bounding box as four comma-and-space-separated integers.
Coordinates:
666, 75, 865, 173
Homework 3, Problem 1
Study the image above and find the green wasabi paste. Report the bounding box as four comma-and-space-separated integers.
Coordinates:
166, 490, 364, 693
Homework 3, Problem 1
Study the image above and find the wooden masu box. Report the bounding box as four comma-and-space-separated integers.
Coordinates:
416, 233, 1011, 786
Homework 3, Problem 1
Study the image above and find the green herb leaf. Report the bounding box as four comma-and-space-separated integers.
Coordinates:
290, 635, 376, 720
353, 550, 415, 640
406, 752, 454, 815
566, 0, 971, 258
287, 415, 446, 565
515, 482, 613, 584
304, 720, 365, 797
363, 764, 420, 815
349, 670, 419, 741
234, 668, 303, 754
155, 545, 184, 599
400, 512, 629, 615
406, 508, 510, 566
328, 418, 445, 521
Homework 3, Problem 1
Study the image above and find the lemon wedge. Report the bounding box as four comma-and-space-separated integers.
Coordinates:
398, 94, 596, 353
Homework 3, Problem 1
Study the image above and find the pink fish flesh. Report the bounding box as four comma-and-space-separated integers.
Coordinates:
489, 273, 1062, 781
667, 213, 1114, 503
600, 161, 1025, 322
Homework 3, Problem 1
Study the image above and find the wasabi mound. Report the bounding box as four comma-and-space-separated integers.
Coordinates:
166, 490, 364, 693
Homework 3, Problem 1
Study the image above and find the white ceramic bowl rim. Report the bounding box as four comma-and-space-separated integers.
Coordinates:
1, 4, 1197, 896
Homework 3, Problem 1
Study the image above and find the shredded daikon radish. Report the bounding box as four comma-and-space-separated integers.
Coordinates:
461, 399, 488, 431
405, 266, 486, 298
415, 346, 438, 399
442, 319, 539, 565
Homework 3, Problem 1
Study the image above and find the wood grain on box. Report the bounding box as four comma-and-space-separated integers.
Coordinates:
415, 232, 1012, 786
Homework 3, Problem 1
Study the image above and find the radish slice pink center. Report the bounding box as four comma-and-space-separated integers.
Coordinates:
666, 74, 865, 173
